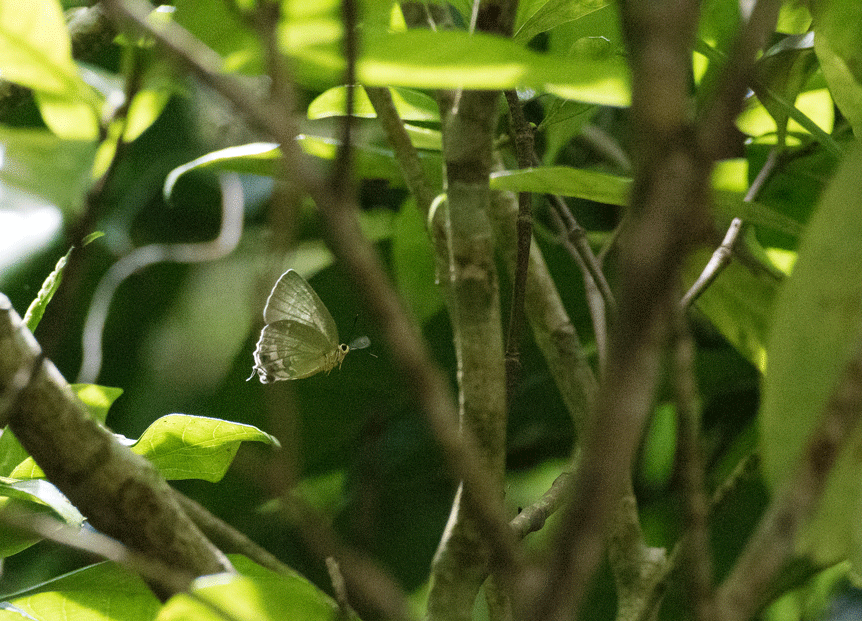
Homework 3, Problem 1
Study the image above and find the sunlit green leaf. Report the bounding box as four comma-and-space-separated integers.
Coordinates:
357, 30, 631, 107
2, 561, 159, 621
0, 0, 80, 94
309, 86, 439, 121
812, 0, 862, 137
35, 91, 100, 141
163, 143, 280, 201
0, 478, 83, 526
164, 137, 443, 200
158, 556, 344, 621
70, 384, 124, 424
124, 89, 172, 142
131, 414, 279, 482
0, 477, 85, 558
760, 143, 862, 567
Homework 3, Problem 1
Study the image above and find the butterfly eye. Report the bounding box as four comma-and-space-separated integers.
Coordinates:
339, 343, 349, 354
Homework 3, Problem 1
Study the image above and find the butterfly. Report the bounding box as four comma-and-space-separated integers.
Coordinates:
249, 269, 369, 383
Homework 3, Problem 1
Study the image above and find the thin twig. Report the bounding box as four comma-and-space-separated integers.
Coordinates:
547, 202, 609, 371
545, 192, 618, 318
364, 86, 437, 215
680, 217, 743, 309
681, 142, 781, 309
503, 89, 535, 403
510, 469, 575, 540
284, 493, 415, 621
333, 0, 358, 194
633, 452, 761, 621
672, 307, 716, 621
173, 491, 294, 577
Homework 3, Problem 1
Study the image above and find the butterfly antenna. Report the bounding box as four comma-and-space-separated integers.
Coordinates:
344, 314, 369, 350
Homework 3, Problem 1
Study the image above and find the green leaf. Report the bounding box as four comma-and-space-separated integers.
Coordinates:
491, 166, 804, 236
131, 414, 279, 482
157, 556, 345, 621
0, 477, 84, 558
759, 143, 862, 567
0, 0, 101, 136
0, 478, 84, 527
393, 198, 444, 325
174, 0, 262, 73
683, 243, 777, 372
123, 89, 172, 142
0, 127, 97, 214
514, 0, 609, 44
2, 561, 159, 621
490, 166, 630, 205
81, 231, 105, 246
23, 247, 73, 332
357, 30, 630, 107
70, 384, 124, 424
309, 86, 440, 121
0, 0, 83, 94
4, 385, 122, 480
0, 427, 29, 477
165, 139, 442, 199
812, 0, 862, 137
163, 143, 281, 201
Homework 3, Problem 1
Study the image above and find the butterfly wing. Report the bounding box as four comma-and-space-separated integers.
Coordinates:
251, 269, 346, 382
253, 320, 340, 381
262, 270, 339, 346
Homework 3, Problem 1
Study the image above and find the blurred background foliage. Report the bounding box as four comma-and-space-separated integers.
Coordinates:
0, 0, 859, 619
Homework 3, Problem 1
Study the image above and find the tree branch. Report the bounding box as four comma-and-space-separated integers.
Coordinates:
715, 339, 862, 621
502, 89, 535, 402
0, 295, 233, 600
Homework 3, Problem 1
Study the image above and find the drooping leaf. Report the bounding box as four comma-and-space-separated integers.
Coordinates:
0, 477, 85, 558
164, 138, 442, 200
163, 143, 281, 202
130, 414, 279, 482
760, 143, 862, 567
